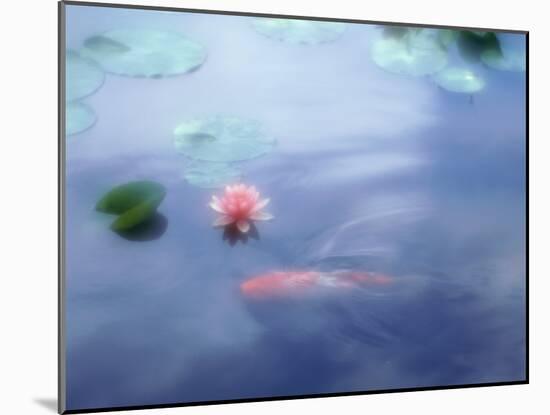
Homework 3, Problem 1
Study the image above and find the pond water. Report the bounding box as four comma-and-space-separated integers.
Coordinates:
64, 4, 527, 411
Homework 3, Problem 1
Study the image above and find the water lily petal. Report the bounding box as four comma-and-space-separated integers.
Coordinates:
252, 198, 270, 212
250, 187, 259, 202
236, 220, 251, 233
250, 211, 274, 221
209, 200, 227, 214
213, 216, 235, 227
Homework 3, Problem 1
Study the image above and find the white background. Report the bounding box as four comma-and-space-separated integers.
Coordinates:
0, 0, 544, 414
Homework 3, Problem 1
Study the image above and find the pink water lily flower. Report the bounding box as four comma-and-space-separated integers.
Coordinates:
210, 184, 274, 233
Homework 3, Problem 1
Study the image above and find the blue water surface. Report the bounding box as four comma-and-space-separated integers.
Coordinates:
64, 5, 526, 411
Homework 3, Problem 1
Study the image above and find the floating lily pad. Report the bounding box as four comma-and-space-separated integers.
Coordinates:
80, 29, 207, 78
66, 102, 97, 136
95, 181, 166, 231
174, 116, 275, 162
433, 67, 485, 93
372, 30, 448, 76
66, 50, 105, 102
457, 31, 501, 63
183, 161, 242, 189
253, 18, 347, 45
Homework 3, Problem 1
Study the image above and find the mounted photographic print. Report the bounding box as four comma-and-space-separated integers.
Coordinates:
59, 1, 528, 413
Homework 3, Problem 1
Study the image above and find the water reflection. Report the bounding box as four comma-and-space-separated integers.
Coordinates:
222, 222, 260, 246
115, 212, 168, 242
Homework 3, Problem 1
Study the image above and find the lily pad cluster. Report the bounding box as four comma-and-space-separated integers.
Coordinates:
253, 18, 347, 45
456, 31, 501, 64
80, 29, 207, 78
95, 181, 166, 232
371, 26, 526, 95
372, 28, 448, 76
174, 116, 276, 188
65, 50, 105, 135
65, 29, 207, 137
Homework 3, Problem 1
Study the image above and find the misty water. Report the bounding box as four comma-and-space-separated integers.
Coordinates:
64, 5, 526, 411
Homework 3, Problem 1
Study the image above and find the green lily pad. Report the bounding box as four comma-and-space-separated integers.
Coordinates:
371, 30, 448, 77
252, 18, 347, 45
433, 67, 485, 94
66, 102, 97, 136
66, 50, 105, 102
95, 181, 166, 231
183, 162, 242, 189
457, 31, 501, 63
174, 116, 275, 162
80, 29, 207, 78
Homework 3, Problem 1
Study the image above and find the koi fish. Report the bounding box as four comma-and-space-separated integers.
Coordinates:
241, 270, 393, 299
